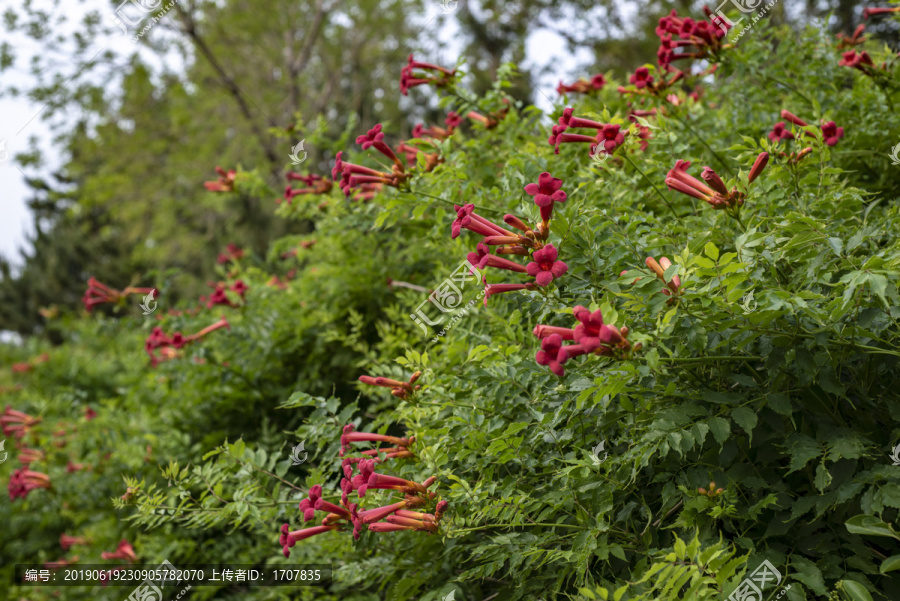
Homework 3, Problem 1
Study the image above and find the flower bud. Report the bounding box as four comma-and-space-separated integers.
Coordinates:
748, 152, 769, 183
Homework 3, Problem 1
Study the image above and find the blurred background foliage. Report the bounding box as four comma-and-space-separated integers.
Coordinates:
0, 0, 894, 335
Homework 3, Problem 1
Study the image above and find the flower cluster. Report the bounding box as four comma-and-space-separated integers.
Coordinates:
333, 124, 410, 199
550, 107, 629, 158
532, 306, 638, 377
2, 406, 42, 439
283, 173, 333, 204
11, 352, 49, 374
412, 112, 461, 141
452, 173, 570, 303
101, 540, 138, 563
618, 66, 689, 99
400, 55, 456, 96
19, 447, 46, 466
836, 24, 867, 49
144, 316, 230, 366
203, 166, 236, 192
556, 74, 606, 95
665, 154, 768, 213
769, 110, 844, 147
465, 100, 510, 130
656, 8, 731, 69
396, 137, 443, 171
358, 371, 422, 399
217, 243, 245, 264
8, 468, 51, 500
279, 423, 446, 557
82, 278, 156, 313
204, 280, 249, 308
266, 269, 297, 290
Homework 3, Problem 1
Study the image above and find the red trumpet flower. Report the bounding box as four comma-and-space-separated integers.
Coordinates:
340, 423, 414, 457
400, 54, 456, 96
524, 171, 568, 224
283, 173, 333, 204
526, 245, 568, 287
82, 278, 156, 313
629, 67, 654, 89
535, 334, 567, 377
838, 49, 875, 72
533, 306, 638, 376
468, 243, 528, 274
358, 371, 422, 399
413, 112, 461, 140
101, 540, 138, 563
451, 204, 518, 240
19, 447, 45, 466
556, 74, 606, 95
836, 25, 867, 49
216, 243, 245, 264
333, 125, 411, 198
204, 166, 236, 192
645, 257, 683, 296
60, 534, 89, 551
665, 160, 754, 210
1, 407, 42, 439
863, 6, 900, 18
144, 317, 229, 366
768, 122, 795, 142
820, 121, 844, 146
8, 468, 52, 500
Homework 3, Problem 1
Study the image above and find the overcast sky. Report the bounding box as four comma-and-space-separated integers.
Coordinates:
0, 0, 600, 270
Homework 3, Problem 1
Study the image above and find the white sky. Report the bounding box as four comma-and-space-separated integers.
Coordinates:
0, 0, 601, 269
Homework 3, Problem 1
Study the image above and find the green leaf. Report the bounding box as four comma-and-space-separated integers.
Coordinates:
704, 242, 719, 261
708, 417, 730, 447
880, 555, 900, 574
814, 462, 832, 492
845, 515, 900, 541
841, 580, 874, 601
731, 407, 758, 440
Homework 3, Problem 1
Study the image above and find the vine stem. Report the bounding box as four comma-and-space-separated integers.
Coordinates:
450, 522, 588, 534
622, 154, 679, 220
670, 113, 735, 177
408, 189, 504, 215
762, 74, 816, 108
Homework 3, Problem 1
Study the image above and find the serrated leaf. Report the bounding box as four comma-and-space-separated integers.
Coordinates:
731, 407, 758, 440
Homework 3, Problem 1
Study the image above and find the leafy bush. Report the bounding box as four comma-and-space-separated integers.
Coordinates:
3, 11, 900, 601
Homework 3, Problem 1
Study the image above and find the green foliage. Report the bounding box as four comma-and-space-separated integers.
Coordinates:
3, 13, 900, 601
